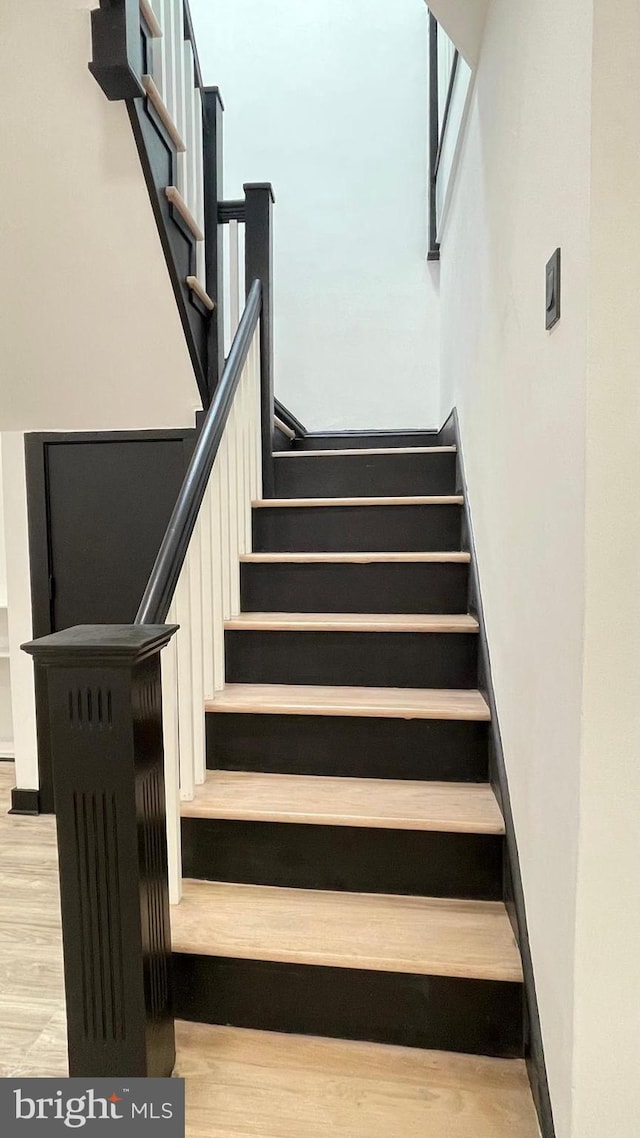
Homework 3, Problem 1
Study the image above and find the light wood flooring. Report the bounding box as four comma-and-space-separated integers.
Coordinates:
273, 445, 458, 457
240, 551, 471, 562
206, 683, 491, 720
224, 612, 479, 632
0, 762, 67, 1078
0, 764, 539, 1135
252, 495, 465, 507
174, 1021, 541, 1138
172, 880, 523, 982
181, 771, 505, 833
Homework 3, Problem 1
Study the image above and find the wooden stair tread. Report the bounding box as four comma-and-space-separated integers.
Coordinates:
253, 495, 463, 507
181, 772, 504, 833
205, 684, 491, 721
175, 1023, 541, 1138
172, 881, 523, 982
224, 612, 479, 633
240, 551, 471, 563
273, 445, 457, 457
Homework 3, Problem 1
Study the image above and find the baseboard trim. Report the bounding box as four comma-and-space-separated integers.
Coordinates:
9, 787, 41, 816
452, 408, 556, 1138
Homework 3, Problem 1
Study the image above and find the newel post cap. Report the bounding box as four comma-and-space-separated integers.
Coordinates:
22, 624, 179, 667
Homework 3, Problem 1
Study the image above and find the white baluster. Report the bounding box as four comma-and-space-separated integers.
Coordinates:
171, 2, 188, 203
187, 521, 206, 785
200, 479, 214, 700
161, 0, 179, 125
253, 334, 263, 501
174, 565, 194, 801
218, 432, 232, 619
161, 603, 181, 904
253, 334, 262, 501
183, 41, 197, 219
147, 0, 166, 95
227, 400, 241, 615
241, 368, 253, 551
229, 219, 240, 337
209, 458, 225, 691
193, 91, 206, 284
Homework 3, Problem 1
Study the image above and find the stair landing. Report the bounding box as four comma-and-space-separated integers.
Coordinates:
175, 1021, 541, 1138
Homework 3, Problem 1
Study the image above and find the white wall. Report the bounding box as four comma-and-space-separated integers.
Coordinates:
1, 435, 38, 790
437, 0, 593, 1133
0, 0, 201, 432
190, 0, 440, 431
572, 0, 640, 1133
427, 0, 490, 66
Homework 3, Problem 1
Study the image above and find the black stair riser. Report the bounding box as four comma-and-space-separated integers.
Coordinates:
181, 818, 503, 900
274, 452, 456, 498
293, 432, 442, 451
206, 713, 489, 781
253, 503, 462, 553
225, 630, 478, 689
241, 560, 470, 614
172, 955, 524, 1058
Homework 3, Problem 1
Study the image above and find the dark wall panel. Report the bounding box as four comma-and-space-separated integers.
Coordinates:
45, 438, 190, 629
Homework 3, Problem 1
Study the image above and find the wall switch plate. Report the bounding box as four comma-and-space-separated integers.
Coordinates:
545, 247, 561, 330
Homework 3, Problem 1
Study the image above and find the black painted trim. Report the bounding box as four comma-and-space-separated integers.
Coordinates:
218, 200, 246, 224
252, 501, 463, 553
23, 625, 177, 1077
181, 816, 503, 899
207, 712, 490, 782
274, 398, 307, 437
240, 559, 470, 615
127, 96, 209, 407
182, 0, 204, 91
453, 409, 556, 1137
428, 13, 440, 260
203, 87, 225, 393
9, 787, 40, 816
88, 0, 145, 101
244, 184, 276, 497
273, 449, 457, 498
173, 954, 525, 1057
433, 51, 460, 180
224, 628, 479, 689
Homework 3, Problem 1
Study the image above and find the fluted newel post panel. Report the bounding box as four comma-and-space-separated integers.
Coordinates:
203, 87, 225, 397
22, 625, 178, 1078
244, 182, 275, 497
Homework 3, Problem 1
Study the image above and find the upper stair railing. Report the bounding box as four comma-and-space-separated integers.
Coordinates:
88, 0, 262, 409
21, 1, 281, 1080
428, 11, 471, 259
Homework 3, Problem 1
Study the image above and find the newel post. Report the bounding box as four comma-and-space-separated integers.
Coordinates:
244, 182, 276, 497
88, 0, 145, 101
22, 624, 178, 1078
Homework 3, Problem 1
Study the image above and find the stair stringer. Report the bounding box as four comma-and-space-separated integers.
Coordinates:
451, 407, 556, 1138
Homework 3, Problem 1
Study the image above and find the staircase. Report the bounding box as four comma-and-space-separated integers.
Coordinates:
171, 434, 541, 1135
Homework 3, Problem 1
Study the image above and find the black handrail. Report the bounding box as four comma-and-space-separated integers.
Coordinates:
135, 278, 262, 625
